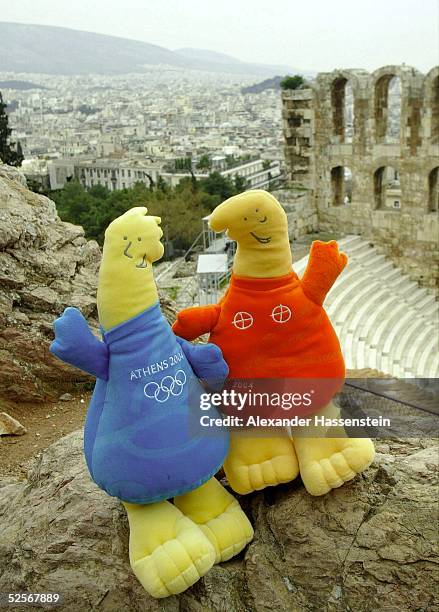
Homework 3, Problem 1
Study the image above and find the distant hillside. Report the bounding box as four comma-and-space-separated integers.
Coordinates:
0, 80, 47, 90
0, 22, 301, 77
174, 48, 298, 76
241, 76, 282, 94
175, 48, 247, 66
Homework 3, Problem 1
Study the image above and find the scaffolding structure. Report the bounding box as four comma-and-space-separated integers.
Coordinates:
197, 216, 235, 304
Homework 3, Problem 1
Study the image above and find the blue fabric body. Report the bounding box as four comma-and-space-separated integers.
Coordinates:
51, 304, 229, 504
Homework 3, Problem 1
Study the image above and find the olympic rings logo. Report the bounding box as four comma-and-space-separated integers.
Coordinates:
143, 369, 187, 403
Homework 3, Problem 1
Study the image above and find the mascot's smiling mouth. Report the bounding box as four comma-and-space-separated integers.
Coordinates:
136, 255, 148, 269
250, 232, 271, 244
259, 216, 267, 223
123, 242, 148, 267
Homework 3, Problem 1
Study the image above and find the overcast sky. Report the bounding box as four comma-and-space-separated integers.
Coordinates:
0, 0, 437, 72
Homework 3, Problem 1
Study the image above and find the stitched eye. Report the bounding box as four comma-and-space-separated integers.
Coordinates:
138, 237, 142, 241
244, 217, 247, 221
123, 236, 127, 240
255, 209, 259, 212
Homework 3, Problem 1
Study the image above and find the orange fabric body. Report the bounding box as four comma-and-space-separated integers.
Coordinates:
173, 271, 345, 380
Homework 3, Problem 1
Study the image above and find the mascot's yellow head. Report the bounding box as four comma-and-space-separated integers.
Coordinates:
103, 206, 164, 268
208, 190, 292, 278
98, 207, 164, 330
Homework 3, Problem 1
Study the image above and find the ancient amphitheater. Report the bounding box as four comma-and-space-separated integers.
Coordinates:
294, 236, 438, 378
281, 65, 438, 378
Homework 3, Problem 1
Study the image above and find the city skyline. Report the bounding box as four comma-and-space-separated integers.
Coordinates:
0, 0, 436, 73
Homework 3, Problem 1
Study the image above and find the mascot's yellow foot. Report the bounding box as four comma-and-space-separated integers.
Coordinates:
124, 500, 215, 598
293, 436, 375, 496
174, 478, 254, 563
223, 433, 299, 494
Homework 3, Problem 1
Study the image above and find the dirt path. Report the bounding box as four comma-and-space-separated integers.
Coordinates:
0, 391, 91, 480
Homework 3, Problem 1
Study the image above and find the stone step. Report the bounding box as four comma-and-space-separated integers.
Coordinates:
345, 241, 373, 258
346, 248, 377, 266
417, 334, 439, 378
358, 293, 397, 343
412, 335, 438, 377
391, 315, 435, 366
329, 274, 376, 318
388, 276, 420, 297
337, 235, 364, 250
347, 280, 390, 334
369, 301, 409, 350
405, 324, 437, 374
426, 353, 439, 378
333, 281, 382, 327
415, 293, 438, 312
326, 266, 379, 303
293, 234, 437, 378
382, 307, 434, 357
402, 289, 435, 308
363, 256, 392, 273
380, 267, 401, 283
395, 318, 434, 374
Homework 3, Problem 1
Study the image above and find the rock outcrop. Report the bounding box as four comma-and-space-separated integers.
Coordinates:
0, 431, 437, 611
0, 411, 26, 435
0, 164, 177, 404
0, 163, 101, 403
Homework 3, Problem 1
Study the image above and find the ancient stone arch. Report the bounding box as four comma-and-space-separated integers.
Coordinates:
373, 164, 401, 210
282, 64, 439, 287
370, 65, 422, 147
329, 70, 363, 143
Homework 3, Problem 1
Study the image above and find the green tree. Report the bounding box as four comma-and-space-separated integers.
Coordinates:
225, 155, 235, 169
197, 154, 211, 170
280, 75, 306, 91
233, 175, 248, 192
51, 167, 251, 253
51, 179, 211, 251
0, 92, 24, 166
175, 157, 192, 171
156, 174, 168, 192
199, 172, 236, 206
89, 183, 109, 200
262, 159, 272, 170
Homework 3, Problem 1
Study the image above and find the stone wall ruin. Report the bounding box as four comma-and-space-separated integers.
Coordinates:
282, 65, 439, 288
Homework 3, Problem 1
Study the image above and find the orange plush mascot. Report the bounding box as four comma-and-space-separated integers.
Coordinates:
173, 190, 374, 496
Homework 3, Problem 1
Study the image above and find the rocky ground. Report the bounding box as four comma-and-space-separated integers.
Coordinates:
0, 432, 437, 612
0, 390, 89, 479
